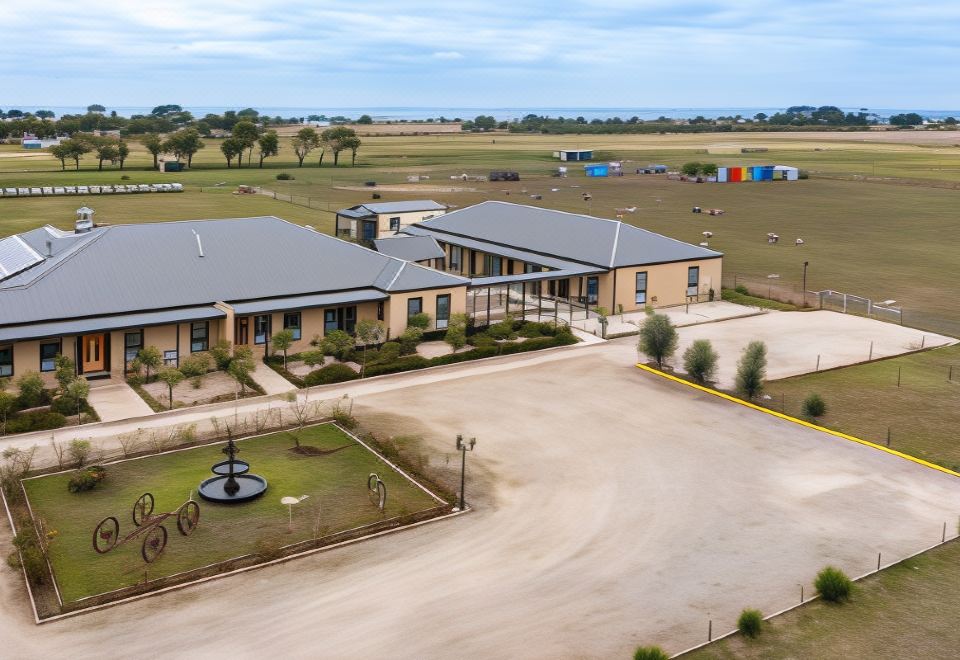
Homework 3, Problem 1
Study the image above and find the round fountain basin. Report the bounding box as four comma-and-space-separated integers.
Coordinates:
211, 459, 250, 476
198, 474, 268, 504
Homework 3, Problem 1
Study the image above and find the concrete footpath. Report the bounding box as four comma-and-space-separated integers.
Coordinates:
86, 383, 155, 422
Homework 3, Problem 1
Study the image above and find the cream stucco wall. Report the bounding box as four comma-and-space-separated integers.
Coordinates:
612, 258, 722, 311
385, 287, 467, 337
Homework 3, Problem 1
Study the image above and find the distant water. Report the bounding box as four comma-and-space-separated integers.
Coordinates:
5, 106, 960, 122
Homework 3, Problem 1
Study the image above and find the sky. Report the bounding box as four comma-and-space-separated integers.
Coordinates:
3, 0, 959, 110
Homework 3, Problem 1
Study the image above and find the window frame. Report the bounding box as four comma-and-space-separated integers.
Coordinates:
283, 311, 302, 341
389, 216, 401, 232
586, 276, 599, 305
687, 266, 700, 297
635, 271, 648, 305
40, 339, 61, 372
0, 344, 11, 378
449, 246, 461, 272
407, 297, 423, 324
436, 294, 451, 330
190, 321, 209, 353
253, 315, 270, 345
124, 330, 144, 373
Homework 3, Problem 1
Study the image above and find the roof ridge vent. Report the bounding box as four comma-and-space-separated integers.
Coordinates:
192, 229, 205, 258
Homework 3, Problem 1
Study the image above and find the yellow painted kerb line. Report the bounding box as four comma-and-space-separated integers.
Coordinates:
635, 363, 960, 479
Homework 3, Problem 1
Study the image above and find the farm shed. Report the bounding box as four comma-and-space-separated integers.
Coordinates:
554, 149, 593, 162
584, 164, 609, 177
716, 165, 798, 183
639, 164, 668, 174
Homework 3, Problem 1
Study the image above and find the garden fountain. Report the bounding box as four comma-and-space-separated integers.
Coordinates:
198, 437, 268, 503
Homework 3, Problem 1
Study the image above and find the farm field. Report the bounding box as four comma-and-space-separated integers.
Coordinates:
683, 537, 960, 659
765, 344, 960, 470
2, 131, 960, 335
20, 424, 441, 603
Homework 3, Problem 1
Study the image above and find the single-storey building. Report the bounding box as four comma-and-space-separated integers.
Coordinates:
584, 163, 609, 177
335, 200, 447, 242
553, 149, 593, 162
372, 235, 446, 270
0, 214, 467, 384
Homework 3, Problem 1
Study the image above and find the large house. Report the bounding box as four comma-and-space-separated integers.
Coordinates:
335, 200, 447, 241
0, 202, 721, 384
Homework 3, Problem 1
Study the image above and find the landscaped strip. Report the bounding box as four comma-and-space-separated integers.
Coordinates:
634, 363, 960, 478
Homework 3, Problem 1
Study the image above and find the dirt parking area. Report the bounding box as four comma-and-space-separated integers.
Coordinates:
3, 341, 959, 658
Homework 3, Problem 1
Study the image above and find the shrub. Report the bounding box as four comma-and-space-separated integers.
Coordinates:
302, 349, 327, 367
469, 334, 498, 349
735, 341, 768, 400
276, 172, 294, 181
54, 354, 76, 393
136, 346, 163, 382
738, 608, 763, 638
398, 326, 424, 355
682, 339, 719, 384
487, 317, 518, 340
407, 312, 431, 330
499, 336, 556, 355
518, 322, 553, 338
803, 393, 826, 418
322, 330, 355, 361
633, 647, 669, 660
815, 566, 852, 603
638, 313, 678, 368
735, 284, 749, 295
67, 465, 107, 493
364, 355, 431, 377
444, 313, 469, 350
13, 542, 47, 586
5, 410, 66, 434
431, 346, 499, 365
209, 340, 233, 370
180, 353, 212, 381
303, 363, 360, 387
67, 438, 92, 467
16, 372, 45, 409
375, 341, 402, 364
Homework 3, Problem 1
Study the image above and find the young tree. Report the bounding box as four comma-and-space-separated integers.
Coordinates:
63, 136, 94, 170
271, 329, 295, 369
220, 137, 243, 168
320, 126, 357, 166
0, 390, 15, 436
155, 366, 185, 410
16, 371, 44, 408
67, 438, 92, 467
64, 378, 90, 425
163, 128, 204, 167
291, 127, 320, 167
682, 339, 718, 384
638, 313, 678, 369
257, 130, 279, 168
54, 354, 76, 393
94, 138, 119, 171
142, 133, 164, 169
343, 135, 362, 166
136, 346, 163, 382
444, 313, 468, 351
735, 340, 767, 400
116, 140, 129, 170
231, 120, 260, 167
49, 143, 69, 171
322, 330, 355, 362
355, 320, 385, 377
227, 346, 255, 393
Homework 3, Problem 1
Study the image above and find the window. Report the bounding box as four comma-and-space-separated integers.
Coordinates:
687, 266, 700, 297
343, 306, 356, 334
407, 297, 423, 323
40, 340, 61, 372
163, 350, 178, 366
124, 331, 143, 365
389, 216, 401, 232
254, 315, 270, 345
324, 309, 338, 334
524, 262, 537, 274
236, 317, 249, 345
377, 301, 384, 321
324, 306, 357, 334
191, 321, 209, 352
586, 276, 599, 305
483, 255, 502, 276
436, 294, 451, 330
449, 246, 461, 272
283, 312, 301, 340
0, 344, 13, 377
635, 271, 648, 304
362, 221, 376, 241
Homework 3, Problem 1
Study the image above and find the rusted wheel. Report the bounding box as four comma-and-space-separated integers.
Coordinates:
93, 516, 119, 554
132, 492, 155, 527
176, 500, 200, 536
141, 525, 168, 563
367, 473, 386, 512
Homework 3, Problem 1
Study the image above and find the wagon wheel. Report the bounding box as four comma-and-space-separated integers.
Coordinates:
93, 516, 119, 554
176, 500, 200, 536
132, 492, 155, 527
367, 474, 386, 512
141, 525, 168, 563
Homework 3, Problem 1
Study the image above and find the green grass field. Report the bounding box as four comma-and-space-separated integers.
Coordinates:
765, 344, 960, 470
2, 132, 960, 334
682, 538, 960, 659
21, 424, 440, 603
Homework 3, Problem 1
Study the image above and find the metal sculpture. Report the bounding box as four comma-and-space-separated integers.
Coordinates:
367, 473, 386, 512
93, 492, 200, 563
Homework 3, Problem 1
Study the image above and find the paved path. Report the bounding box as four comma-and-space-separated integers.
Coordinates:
252, 360, 296, 395
2, 342, 959, 658
576, 300, 763, 336
86, 383, 154, 422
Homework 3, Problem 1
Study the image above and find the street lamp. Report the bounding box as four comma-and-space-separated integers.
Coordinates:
455, 434, 476, 511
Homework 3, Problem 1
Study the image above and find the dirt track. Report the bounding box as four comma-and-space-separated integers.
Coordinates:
2, 341, 959, 659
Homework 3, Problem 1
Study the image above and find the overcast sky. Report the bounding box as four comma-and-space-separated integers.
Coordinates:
3, 0, 958, 110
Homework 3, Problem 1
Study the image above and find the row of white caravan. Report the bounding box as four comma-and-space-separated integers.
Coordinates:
0, 183, 184, 197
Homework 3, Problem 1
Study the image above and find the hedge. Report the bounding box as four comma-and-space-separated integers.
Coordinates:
5, 410, 67, 434
303, 363, 361, 386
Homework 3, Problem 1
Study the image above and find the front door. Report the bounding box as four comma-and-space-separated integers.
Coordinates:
82, 334, 105, 372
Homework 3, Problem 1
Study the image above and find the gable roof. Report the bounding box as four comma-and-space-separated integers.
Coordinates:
337, 200, 447, 219
0, 216, 466, 327
410, 201, 721, 269
373, 235, 445, 262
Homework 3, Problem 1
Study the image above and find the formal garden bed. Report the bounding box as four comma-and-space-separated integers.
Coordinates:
2, 421, 452, 618
127, 341, 265, 412
0, 356, 99, 437
264, 314, 579, 389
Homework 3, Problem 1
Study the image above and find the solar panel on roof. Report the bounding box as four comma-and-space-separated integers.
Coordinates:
0, 236, 43, 279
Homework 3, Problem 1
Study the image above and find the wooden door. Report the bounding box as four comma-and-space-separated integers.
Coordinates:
82, 334, 105, 372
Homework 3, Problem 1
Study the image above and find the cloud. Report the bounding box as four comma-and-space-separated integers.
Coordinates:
433, 51, 464, 60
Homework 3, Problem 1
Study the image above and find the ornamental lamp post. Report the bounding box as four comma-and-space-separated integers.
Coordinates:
455, 434, 476, 511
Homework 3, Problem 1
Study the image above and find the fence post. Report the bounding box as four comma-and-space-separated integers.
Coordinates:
921, 335, 926, 349
877, 552, 881, 571
943, 522, 947, 543
843, 293, 848, 313
897, 367, 901, 387
950, 365, 953, 382
869, 341, 873, 360
886, 427, 891, 447
708, 619, 712, 642
816, 354, 820, 371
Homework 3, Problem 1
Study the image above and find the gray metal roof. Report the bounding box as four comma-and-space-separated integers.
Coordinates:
231, 289, 386, 315
337, 200, 446, 218
0, 216, 466, 327
411, 201, 721, 269
0, 235, 43, 280
372, 235, 444, 262
0, 306, 225, 343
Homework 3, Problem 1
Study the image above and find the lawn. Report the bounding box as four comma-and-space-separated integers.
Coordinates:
764, 344, 960, 469
3, 132, 960, 335
682, 538, 960, 659
20, 423, 443, 604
